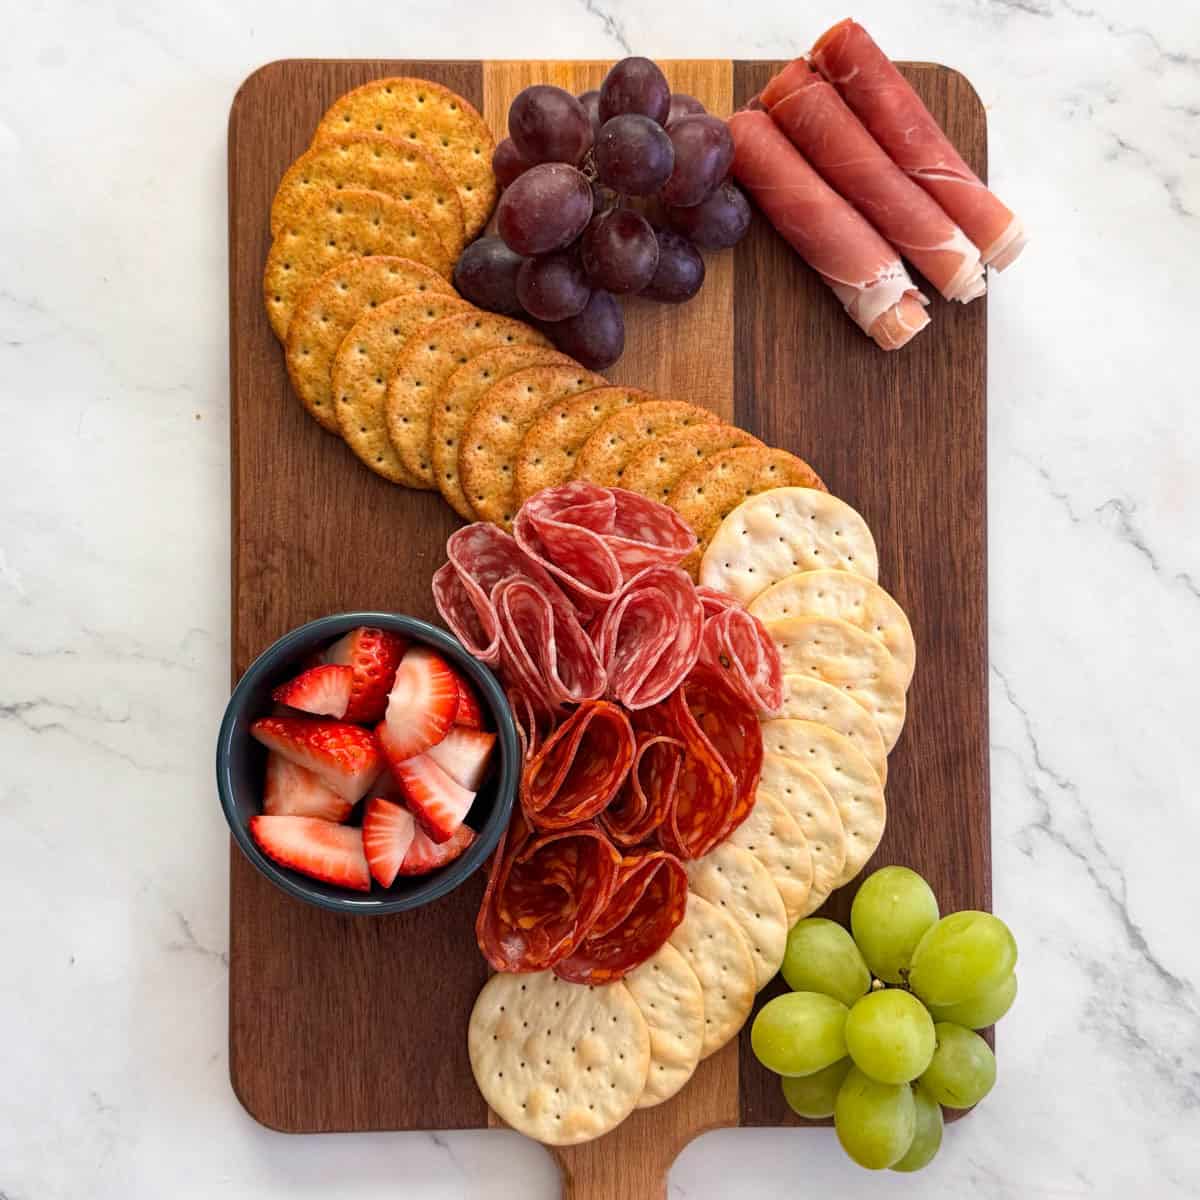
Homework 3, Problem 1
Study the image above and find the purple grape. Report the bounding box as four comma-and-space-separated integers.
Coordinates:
516, 250, 591, 321
578, 89, 603, 142
495, 163, 594, 256
641, 227, 705, 303
595, 114, 674, 196
665, 180, 752, 249
660, 114, 734, 208
546, 290, 625, 370
666, 93, 706, 127
581, 208, 659, 294
599, 57, 671, 125
452, 236, 526, 315
508, 85, 593, 166
493, 138, 532, 190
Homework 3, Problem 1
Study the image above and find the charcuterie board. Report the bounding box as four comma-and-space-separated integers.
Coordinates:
228, 57, 988, 1198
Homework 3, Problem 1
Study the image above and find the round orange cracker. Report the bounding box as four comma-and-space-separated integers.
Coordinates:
619, 423, 764, 501
572, 399, 720, 487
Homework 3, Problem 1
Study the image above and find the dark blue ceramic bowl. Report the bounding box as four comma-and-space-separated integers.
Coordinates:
216, 612, 518, 915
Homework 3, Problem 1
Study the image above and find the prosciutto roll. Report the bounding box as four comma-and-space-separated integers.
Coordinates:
759, 58, 985, 303
811, 19, 1027, 270
728, 108, 930, 351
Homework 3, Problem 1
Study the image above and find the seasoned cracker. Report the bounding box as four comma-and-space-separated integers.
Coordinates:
271, 132, 466, 257
727, 791, 814, 926
385, 312, 550, 488
460, 364, 605, 528
332, 290, 473, 482
572, 400, 720, 487
619, 423, 764, 502
314, 77, 496, 239
432, 345, 578, 519
467, 971, 649, 1146
263, 187, 452, 341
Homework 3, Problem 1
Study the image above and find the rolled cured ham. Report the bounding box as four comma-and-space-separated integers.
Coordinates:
811, 19, 1026, 270
759, 58, 985, 303
728, 108, 930, 350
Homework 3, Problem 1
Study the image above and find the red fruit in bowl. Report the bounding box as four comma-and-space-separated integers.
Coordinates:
397, 822, 475, 876
324, 626, 408, 724
251, 717, 382, 803
392, 752, 474, 843
427, 727, 496, 792
250, 814, 371, 892
361, 797, 417, 888
453, 675, 485, 730
382, 645, 460, 760
263, 752, 353, 822
272, 664, 354, 719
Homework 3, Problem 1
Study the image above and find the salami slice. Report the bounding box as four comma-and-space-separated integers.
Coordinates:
476, 811, 622, 973
595, 565, 704, 709
602, 731, 684, 847
696, 587, 784, 714
554, 849, 689, 984
522, 701, 636, 829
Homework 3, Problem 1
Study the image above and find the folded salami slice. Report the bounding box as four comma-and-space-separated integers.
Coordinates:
553, 849, 689, 984
476, 811, 622, 973
602, 730, 685, 847
522, 700, 636, 829
696, 587, 784, 714
595, 565, 704, 709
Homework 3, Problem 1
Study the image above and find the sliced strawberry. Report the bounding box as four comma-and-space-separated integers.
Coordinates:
361, 797, 416, 888
452, 674, 486, 729
249, 814, 371, 892
325, 626, 408, 724
383, 645, 459, 760
272, 664, 354, 718
263, 752, 353, 821
397, 822, 476, 876
251, 717, 382, 803
426, 727, 496, 791
392, 752, 475, 843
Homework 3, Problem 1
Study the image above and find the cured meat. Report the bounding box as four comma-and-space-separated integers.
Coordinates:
728, 108, 930, 351
522, 700, 636, 829
602, 730, 684, 847
476, 811, 622, 973
759, 58, 985, 303
696, 587, 783, 714
595, 565, 704, 709
507, 685, 550, 761
554, 849, 689, 984
811, 19, 1027, 270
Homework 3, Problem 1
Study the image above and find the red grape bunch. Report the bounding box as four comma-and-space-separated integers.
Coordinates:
452, 57, 753, 370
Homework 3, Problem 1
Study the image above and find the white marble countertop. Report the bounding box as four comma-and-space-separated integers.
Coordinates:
3, 0, 1198, 1196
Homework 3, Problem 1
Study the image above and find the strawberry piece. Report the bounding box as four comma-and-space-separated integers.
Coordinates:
250, 814, 371, 892
453, 674, 486, 729
426, 727, 497, 791
263, 752, 353, 822
397, 822, 475, 876
251, 717, 382, 803
272, 664, 354, 719
361, 797, 417, 888
382, 645, 460, 760
392, 752, 475, 843
325, 626, 408, 724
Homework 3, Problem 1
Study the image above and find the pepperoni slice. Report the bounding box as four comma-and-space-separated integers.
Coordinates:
696, 587, 784, 713
522, 701, 636, 830
602, 731, 684, 847
553, 849, 689, 984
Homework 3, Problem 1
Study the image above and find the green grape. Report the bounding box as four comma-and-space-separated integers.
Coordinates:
850, 866, 939, 984
919, 1022, 997, 1108
929, 972, 1017, 1029
781, 918, 871, 1007
844, 988, 936, 1084
780, 1057, 853, 1118
834, 1065, 916, 1170
909, 911, 1018, 1007
750, 992, 848, 1077
890, 1085, 944, 1172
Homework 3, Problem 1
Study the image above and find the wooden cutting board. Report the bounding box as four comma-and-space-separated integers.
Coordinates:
228, 57, 989, 1198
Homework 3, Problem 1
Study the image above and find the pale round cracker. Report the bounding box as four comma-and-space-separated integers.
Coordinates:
332, 290, 473, 482
461, 364, 606, 528
285, 255, 457, 434
468, 971, 649, 1146
432, 346, 578, 519
760, 719, 887, 888
572, 400, 720, 487
314, 77, 497, 239
385, 311, 550, 488
685, 842, 788, 990
620, 423, 764, 502
697, 487, 878, 605
727, 791, 814, 926
749, 569, 915, 687
515, 385, 648, 505
764, 616, 908, 752
271, 132, 466, 257
625, 943, 705, 1109
758, 752, 846, 917
769, 673, 889, 787
263, 187, 452, 341
668, 892, 756, 1058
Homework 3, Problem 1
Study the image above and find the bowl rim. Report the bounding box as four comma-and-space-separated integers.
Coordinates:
216, 611, 518, 915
